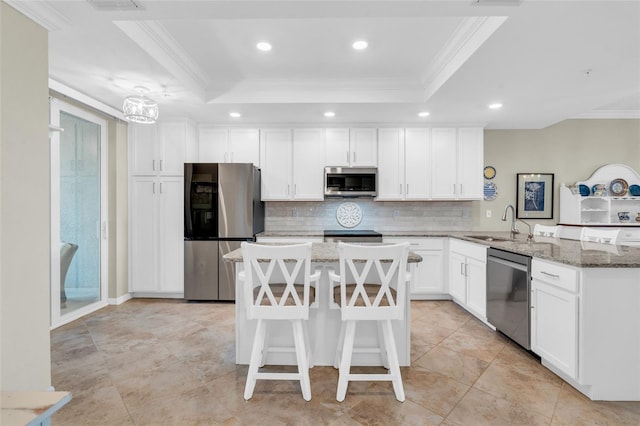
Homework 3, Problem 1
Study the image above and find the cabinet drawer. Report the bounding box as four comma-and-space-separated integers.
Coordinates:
532, 259, 579, 293
449, 238, 486, 261
383, 237, 444, 250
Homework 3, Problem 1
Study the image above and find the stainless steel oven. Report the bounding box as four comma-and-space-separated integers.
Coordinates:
486, 248, 532, 350
324, 167, 377, 198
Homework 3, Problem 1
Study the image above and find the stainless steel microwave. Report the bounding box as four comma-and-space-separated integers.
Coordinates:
324, 167, 377, 198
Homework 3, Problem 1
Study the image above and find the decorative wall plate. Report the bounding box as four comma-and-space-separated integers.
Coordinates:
483, 166, 496, 180
483, 182, 498, 201
336, 202, 362, 228
609, 178, 628, 196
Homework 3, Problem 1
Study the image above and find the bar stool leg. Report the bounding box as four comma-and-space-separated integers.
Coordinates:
245, 319, 268, 400
334, 321, 346, 369
260, 321, 270, 367
292, 319, 312, 401
377, 321, 390, 369
302, 320, 314, 368
336, 320, 356, 402
381, 319, 405, 402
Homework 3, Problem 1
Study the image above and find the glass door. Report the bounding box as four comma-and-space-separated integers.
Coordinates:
50, 98, 108, 328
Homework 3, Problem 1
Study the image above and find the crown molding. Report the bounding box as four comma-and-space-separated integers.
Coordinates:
49, 79, 125, 120
572, 110, 640, 119
421, 15, 508, 101
4, 0, 71, 31
114, 20, 208, 99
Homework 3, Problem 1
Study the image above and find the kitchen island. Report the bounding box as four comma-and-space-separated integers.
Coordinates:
223, 242, 422, 367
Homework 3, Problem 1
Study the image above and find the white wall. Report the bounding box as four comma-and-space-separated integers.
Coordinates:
0, 3, 52, 390
475, 119, 640, 230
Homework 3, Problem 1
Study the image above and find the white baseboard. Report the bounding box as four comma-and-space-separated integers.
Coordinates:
108, 293, 132, 305
130, 292, 184, 299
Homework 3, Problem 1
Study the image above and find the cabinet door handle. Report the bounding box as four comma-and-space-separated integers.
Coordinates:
453, 183, 456, 194
406, 184, 409, 195
353, 151, 357, 163
287, 184, 290, 195
460, 262, 465, 276
293, 184, 297, 196
465, 263, 469, 277
459, 184, 462, 194
540, 271, 560, 278
152, 160, 156, 171
160, 182, 163, 193
153, 182, 156, 194
160, 159, 163, 171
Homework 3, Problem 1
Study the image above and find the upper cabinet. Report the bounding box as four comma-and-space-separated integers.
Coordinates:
198, 128, 260, 166
377, 128, 431, 201
325, 128, 377, 167
431, 127, 483, 200
260, 128, 325, 201
130, 120, 197, 176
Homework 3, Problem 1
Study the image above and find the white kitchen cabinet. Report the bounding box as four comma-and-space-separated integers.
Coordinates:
260, 128, 324, 201
325, 128, 377, 167
531, 259, 579, 380
130, 176, 184, 295
431, 127, 483, 200
198, 128, 260, 165
384, 237, 446, 299
130, 121, 196, 176
377, 128, 431, 201
292, 129, 325, 200
448, 238, 487, 320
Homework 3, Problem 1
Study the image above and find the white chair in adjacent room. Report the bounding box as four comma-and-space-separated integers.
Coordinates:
240, 242, 320, 401
329, 242, 411, 402
533, 224, 561, 238
580, 227, 621, 245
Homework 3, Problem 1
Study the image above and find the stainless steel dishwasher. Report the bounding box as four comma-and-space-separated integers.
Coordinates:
486, 248, 532, 350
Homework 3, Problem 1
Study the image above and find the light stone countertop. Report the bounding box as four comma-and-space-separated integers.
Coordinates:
223, 242, 423, 263
255, 231, 640, 268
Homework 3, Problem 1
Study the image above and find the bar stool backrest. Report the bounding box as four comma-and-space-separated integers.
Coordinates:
336, 242, 410, 321
533, 224, 561, 238
579, 227, 621, 245
242, 242, 313, 320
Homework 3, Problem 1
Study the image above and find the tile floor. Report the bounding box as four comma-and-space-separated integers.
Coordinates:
51, 299, 640, 425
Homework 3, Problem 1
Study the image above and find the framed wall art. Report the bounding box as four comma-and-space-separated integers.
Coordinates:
516, 173, 554, 219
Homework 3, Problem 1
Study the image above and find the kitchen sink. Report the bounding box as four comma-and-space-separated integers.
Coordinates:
465, 235, 514, 243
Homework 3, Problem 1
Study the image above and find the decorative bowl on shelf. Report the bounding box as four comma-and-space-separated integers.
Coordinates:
617, 211, 631, 223
609, 178, 629, 196
629, 184, 640, 196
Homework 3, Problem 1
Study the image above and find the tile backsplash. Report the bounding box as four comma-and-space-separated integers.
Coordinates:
265, 200, 473, 232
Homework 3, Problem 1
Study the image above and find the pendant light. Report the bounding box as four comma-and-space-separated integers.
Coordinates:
123, 86, 158, 124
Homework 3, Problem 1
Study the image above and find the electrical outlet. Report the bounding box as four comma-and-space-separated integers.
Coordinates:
393, 210, 400, 219
486, 209, 492, 218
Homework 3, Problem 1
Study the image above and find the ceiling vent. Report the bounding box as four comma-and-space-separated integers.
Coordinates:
87, 0, 144, 11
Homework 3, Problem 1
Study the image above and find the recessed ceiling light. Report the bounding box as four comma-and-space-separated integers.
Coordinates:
256, 42, 272, 52
229, 112, 241, 118
488, 103, 503, 109
418, 111, 430, 117
352, 40, 368, 50
324, 111, 335, 117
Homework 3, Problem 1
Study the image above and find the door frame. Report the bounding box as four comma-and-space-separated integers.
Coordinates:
50, 97, 109, 328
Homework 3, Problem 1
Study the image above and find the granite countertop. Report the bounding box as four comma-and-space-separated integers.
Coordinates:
256, 231, 640, 268
223, 242, 423, 263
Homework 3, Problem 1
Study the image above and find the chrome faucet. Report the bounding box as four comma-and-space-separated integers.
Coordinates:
501, 204, 518, 234
501, 204, 533, 240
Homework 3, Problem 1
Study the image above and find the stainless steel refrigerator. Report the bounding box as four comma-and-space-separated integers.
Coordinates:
184, 163, 264, 301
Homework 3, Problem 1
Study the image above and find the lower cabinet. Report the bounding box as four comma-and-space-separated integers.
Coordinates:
383, 237, 446, 299
448, 239, 487, 320
531, 259, 579, 380
130, 176, 184, 295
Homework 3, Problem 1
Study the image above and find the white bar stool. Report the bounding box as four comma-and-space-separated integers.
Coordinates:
580, 227, 621, 244
329, 242, 411, 402
240, 242, 320, 401
533, 224, 561, 238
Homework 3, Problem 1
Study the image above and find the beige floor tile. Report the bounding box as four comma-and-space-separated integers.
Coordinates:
551, 382, 640, 425
339, 396, 444, 425
438, 328, 506, 363
473, 359, 562, 418
414, 345, 490, 385
402, 367, 470, 417
446, 387, 551, 426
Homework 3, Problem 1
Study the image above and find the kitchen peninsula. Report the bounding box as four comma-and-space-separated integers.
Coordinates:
224, 243, 423, 367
